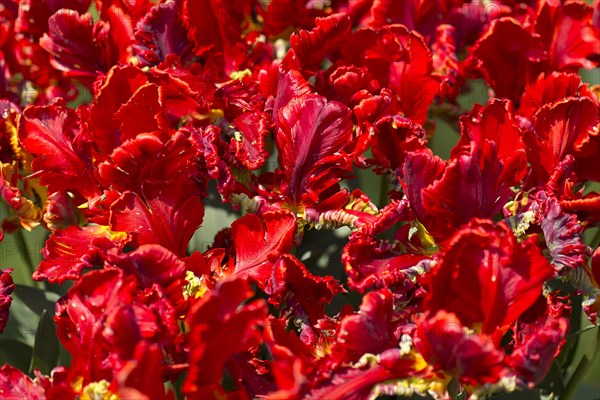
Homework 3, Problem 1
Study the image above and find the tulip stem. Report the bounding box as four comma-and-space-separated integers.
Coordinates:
378, 174, 389, 207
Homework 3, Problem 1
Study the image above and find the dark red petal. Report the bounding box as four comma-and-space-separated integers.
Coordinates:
592, 247, 600, 287
290, 14, 352, 69
107, 244, 187, 313
18, 100, 99, 198
432, 24, 460, 101
423, 219, 554, 335
561, 195, 600, 221
272, 55, 312, 125
109, 183, 204, 256
575, 147, 600, 183
103, 304, 150, 360
276, 93, 353, 203
96, 134, 164, 192
12, 35, 60, 87
231, 111, 271, 170
472, 18, 547, 102
301, 154, 354, 206
519, 72, 591, 119
359, 0, 415, 28
98, 0, 152, 26
116, 342, 173, 399
183, 277, 267, 397
83, 65, 149, 155
149, 55, 216, 117
34, 366, 77, 400
117, 341, 174, 400
525, 96, 599, 183
264, 345, 309, 399
536, 1, 600, 70
401, 149, 446, 230
259, 0, 325, 37
39, 10, 123, 77
414, 310, 506, 386
453, 98, 527, 186
421, 146, 513, 239
369, 115, 427, 173
214, 74, 263, 113
97, 130, 196, 194
113, 83, 169, 141
133, 1, 193, 67
34, 225, 128, 284
231, 210, 296, 285
510, 295, 570, 385
55, 268, 136, 382
511, 318, 568, 384
343, 234, 427, 292
368, 26, 439, 125
56, 266, 181, 385
188, 125, 247, 199
332, 289, 397, 363
0, 268, 14, 333
267, 254, 342, 326
307, 352, 419, 400
329, 66, 379, 107
183, 0, 254, 74
14, 0, 91, 36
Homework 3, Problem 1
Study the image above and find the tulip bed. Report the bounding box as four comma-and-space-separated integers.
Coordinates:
1, 0, 600, 399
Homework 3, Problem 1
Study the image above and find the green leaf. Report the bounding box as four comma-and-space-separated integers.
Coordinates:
562, 327, 600, 399
538, 360, 564, 395
187, 182, 240, 255
13, 285, 59, 317
29, 310, 60, 375
0, 339, 33, 373
0, 284, 61, 374
447, 377, 461, 400
4, 295, 40, 347
490, 389, 551, 399
11, 229, 35, 275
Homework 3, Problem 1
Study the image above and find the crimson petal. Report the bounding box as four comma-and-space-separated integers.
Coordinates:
290, 14, 352, 69
40, 9, 125, 77
536, 0, 600, 71
519, 72, 592, 119
423, 219, 554, 335
267, 254, 343, 327
231, 210, 296, 285
231, 111, 271, 170
82, 65, 149, 156
183, 277, 268, 398
276, 93, 353, 204
525, 96, 599, 183
414, 310, 506, 386
18, 100, 99, 198
133, 1, 193, 67
33, 225, 128, 284
332, 289, 397, 364
109, 182, 204, 256
0, 268, 14, 333
471, 18, 547, 103
0, 365, 45, 399
453, 98, 527, 186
